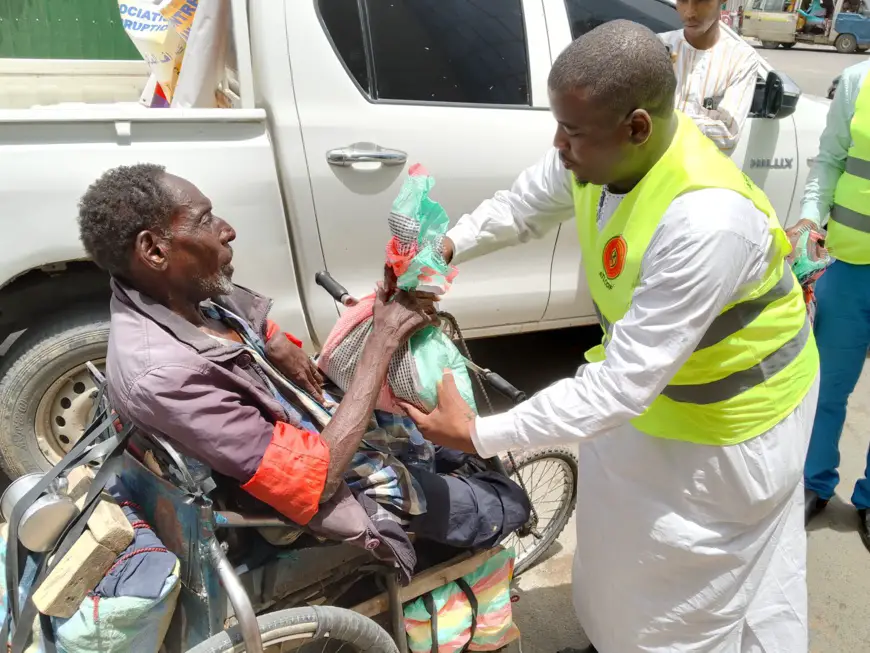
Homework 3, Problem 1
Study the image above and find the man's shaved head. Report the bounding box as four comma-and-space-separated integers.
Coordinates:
548, 20, 679, 190
548, 20, 676, 119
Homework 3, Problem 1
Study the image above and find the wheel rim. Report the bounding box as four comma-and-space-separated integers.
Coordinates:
502, 456, 575, 572
34, 359, 105, 464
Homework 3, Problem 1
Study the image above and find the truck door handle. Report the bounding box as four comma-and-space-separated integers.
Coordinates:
326, 142, 408, 167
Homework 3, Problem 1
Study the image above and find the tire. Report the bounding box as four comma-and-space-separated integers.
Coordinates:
780, 42, 796, 49
0, 306, 109, 478
836, 33, 858, 54
501, 447, 578, 577
760, 40, 780, 49
186, 606, 399, 653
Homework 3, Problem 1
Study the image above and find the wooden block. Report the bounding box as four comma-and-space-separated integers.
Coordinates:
88, 497, 134, 554
72, 493, 135, 554
32, 531, 116, 618
66, 466, 95, 501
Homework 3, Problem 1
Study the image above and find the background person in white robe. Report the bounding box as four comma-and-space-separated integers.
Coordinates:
400, 21, 819, 653
661, 0, 759, 154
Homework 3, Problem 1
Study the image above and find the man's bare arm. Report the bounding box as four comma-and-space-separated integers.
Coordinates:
318, 289, 437, 500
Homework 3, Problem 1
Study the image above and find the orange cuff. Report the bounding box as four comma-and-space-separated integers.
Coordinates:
241, 421, 330, 525
264, 319, 303, 349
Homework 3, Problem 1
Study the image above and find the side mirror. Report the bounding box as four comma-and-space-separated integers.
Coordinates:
751, 70, 801, 120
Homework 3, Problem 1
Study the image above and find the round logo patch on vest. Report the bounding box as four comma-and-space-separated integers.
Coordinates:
602, 236, 627, 280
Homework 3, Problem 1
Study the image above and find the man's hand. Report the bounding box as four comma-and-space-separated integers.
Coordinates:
786, 218, 825, 262
265, 334, 324, 401
400, 371, 478, 454
441, 236, 455, 264
372, 284, 440, 343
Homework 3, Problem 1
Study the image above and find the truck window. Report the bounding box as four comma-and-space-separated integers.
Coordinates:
318, 0, 371, 92
564, 0, 683, 38
319, 0, 531, 106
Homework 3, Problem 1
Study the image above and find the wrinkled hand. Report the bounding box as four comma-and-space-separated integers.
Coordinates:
265, 334, 324, 401
400, 371, 478, 454
383, 265, 399, 301
786, 219, 825, 262
372, 283, 440, 343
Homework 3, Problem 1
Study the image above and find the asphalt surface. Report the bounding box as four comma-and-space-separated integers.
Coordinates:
499, 45, 870, 652
753, 42, 867, 97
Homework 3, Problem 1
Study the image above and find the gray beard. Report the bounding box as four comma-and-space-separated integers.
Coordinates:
198, 271, 235, 299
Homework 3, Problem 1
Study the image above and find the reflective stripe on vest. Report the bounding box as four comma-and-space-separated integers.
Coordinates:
694, 262, 794, 350
574, 112, 818, 446
593, 262, 801, 403
661, 316, 810, 405
828, 72, 870, 263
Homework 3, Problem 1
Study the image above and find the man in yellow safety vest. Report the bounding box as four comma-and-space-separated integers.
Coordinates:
402, 20, 820, 653
799, 57, 870, 552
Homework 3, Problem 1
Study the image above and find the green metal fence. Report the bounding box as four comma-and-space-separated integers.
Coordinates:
0, 0, 140, 59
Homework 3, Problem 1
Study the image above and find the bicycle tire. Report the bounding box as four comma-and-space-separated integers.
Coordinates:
502, 447, 578, 576
186, 606, 399, 653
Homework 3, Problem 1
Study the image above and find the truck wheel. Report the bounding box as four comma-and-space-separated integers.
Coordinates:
760, 41, 780, 49
0, 307, 109, 478
836, 34, 858, 54
780, 42, 796, 49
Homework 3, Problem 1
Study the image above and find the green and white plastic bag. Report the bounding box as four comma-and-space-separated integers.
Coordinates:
318, 165, 477, 413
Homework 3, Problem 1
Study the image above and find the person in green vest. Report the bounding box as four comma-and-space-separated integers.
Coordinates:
400, 20, 820, 653
799, 58, 870, 552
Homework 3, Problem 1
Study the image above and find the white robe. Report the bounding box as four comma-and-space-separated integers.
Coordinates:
446, 150, 818, 652
659, 30, 759, 154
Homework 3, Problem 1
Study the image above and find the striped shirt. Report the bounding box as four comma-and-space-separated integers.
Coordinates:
660, 29, 759, 154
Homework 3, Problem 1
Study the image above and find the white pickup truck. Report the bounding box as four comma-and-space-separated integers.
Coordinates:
0, 0, 831, 478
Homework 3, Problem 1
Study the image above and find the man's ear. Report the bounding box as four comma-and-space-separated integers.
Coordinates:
627, 109, 653, 147
134, 230, 169, 272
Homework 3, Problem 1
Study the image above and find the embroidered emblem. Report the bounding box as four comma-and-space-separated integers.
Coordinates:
602, 236, 627, 280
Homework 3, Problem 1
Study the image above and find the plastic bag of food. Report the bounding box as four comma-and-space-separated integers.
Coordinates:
786, 224, 831, 324
318, 166, 477, 413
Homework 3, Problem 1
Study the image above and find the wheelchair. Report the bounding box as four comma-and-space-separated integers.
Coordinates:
3, 274, 578, 652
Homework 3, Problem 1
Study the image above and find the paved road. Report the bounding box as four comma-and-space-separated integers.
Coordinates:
467, 326, 870, 653
754, 43, 867, 97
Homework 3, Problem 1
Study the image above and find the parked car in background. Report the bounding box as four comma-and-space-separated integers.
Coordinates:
743, 0, 870, 53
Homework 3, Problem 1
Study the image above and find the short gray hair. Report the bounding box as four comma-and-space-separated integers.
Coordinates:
78, 163, 175, 276
548, 20, 676, 118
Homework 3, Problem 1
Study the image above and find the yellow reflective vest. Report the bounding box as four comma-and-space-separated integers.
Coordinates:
574, 112, 818, 445
828, 74, 870, 265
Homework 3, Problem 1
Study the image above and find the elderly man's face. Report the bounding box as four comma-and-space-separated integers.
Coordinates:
134, 174, 236, 301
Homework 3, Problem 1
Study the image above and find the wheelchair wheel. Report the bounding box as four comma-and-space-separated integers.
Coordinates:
186, 606, 398, 653
502, 447, 578, 577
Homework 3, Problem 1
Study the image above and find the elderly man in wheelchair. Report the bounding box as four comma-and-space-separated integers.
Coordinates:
76, 164, 531, 589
